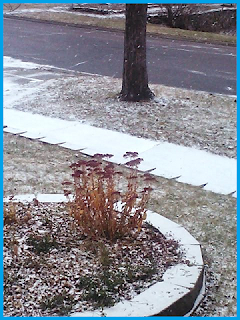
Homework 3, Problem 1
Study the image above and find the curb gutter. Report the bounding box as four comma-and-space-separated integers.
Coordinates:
3, 14, 236, 47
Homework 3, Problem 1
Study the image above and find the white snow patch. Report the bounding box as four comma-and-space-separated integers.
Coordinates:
188, 70, 207, 76
4, 56, 43, 70
138, 142, 236, 196
3, 194, 72, 203
3, 109, 158, 164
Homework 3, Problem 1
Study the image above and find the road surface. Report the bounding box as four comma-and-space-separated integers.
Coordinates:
4, 17, 236, 95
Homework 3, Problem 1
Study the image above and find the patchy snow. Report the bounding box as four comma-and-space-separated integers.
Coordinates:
4, 4, 125, 20
3, 129, 236, 317
3, 56, 56, 107
3, 25, 236, 317
71, 210, 204, 317
4, 75, 40, 108
4, 56, 236, 159
3, 55, 70, 74
4, 56, 43, 69
3, 106, 236, 197
3, 56, 237, 197
3, 194, 73, 203
68, 11, 125, 19
197, 7, 236, 14
3, 196, 204, 317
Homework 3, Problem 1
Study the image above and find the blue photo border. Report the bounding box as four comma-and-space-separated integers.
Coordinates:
2, 1, 237, 319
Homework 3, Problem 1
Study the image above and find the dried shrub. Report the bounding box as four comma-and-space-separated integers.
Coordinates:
63, 152, 156, 241
4, 201, 18, 225
4, 198, 32, 225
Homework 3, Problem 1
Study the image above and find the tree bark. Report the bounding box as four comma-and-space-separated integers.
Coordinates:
166, 4, 174, 28
120, 4, 154, 102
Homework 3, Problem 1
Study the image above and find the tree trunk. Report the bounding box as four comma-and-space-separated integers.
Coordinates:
166, 4, 174, 28
120, 4, 154, 102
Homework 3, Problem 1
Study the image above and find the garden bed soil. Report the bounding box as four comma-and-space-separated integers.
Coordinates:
4, 198, 204, 317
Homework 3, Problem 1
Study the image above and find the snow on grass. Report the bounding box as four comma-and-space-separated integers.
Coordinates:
3, 132, 76, 196
3, 56, 237, 316
4, 107, 236, 196
4, 58, 236, 159
3, 132, 236, 316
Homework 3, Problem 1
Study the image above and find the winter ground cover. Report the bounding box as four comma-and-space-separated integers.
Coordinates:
4, 56, 236, 160
3, 133, 236, 317
3, 55, 236, 316
3, 108, 236, 196
4, 199, 187, 317
4, 56, 236, 196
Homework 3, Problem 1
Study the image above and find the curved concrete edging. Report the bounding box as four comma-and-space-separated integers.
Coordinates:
4, 194, 205, 317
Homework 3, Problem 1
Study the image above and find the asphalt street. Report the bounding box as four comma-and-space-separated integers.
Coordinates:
4, 17, 236, 95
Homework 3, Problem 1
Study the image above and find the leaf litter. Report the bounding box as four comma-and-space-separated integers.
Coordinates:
4, 201, 185, 317
3, 132, 236, 317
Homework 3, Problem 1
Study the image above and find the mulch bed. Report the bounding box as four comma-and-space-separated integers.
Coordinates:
4, 200, 187, 317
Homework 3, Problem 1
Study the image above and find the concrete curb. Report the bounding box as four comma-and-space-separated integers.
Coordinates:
3, 14, 236, 47
4, 194, 205, 317
158, 268, 205, 316
3, 14, 125, 35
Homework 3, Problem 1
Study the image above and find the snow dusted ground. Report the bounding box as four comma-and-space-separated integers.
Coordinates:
3, 56, 237, 316
4, 108, 236, 197
3, 56, 236, 197
3, 195, 204, 317
4, 56, 236, 158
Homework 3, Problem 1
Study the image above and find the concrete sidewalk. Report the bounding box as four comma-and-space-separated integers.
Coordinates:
4, 108, 236, 197
3, 56, 237, 197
